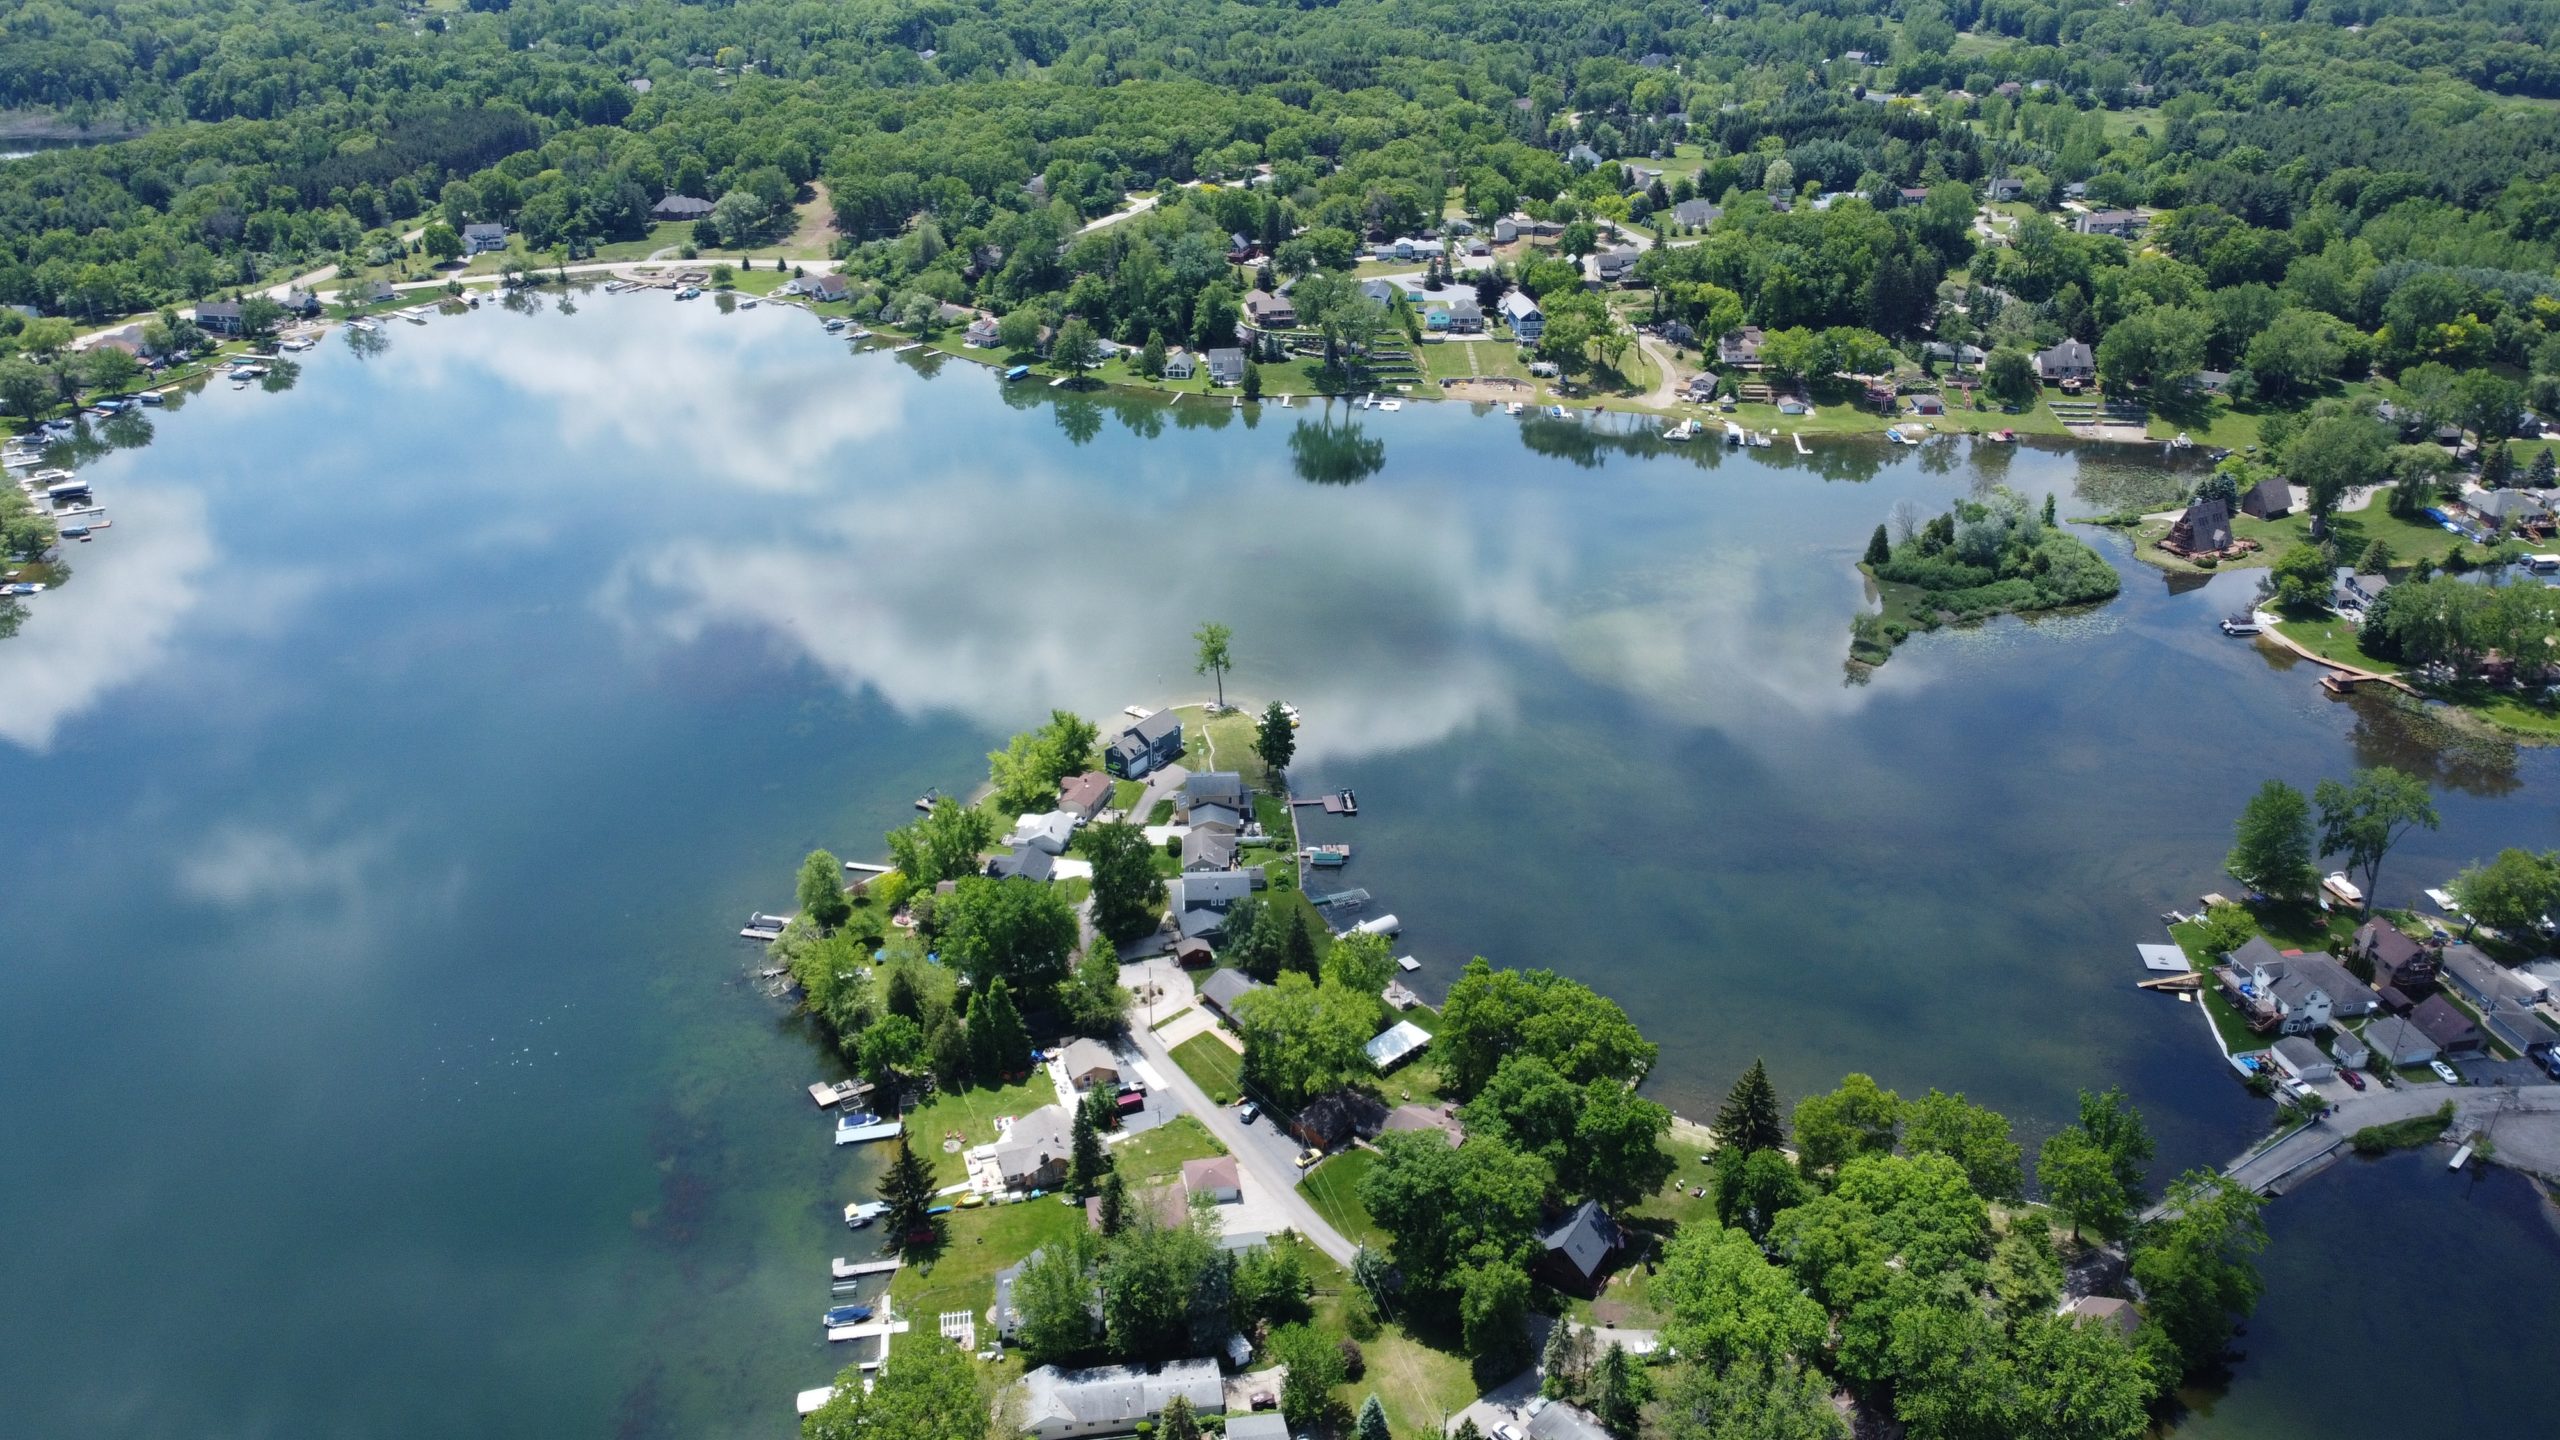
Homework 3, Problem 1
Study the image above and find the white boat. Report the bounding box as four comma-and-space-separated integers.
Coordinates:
1663, 419, 1697, 442
1547, 404, 1573, 420
2322, 872, 2365, 907
1376, 398, 1402, 411
1504, 401, 1524, 415
2528, 554, 2560, 574
740, 299, 758, 310
833, 1112, 904, 1145
2171, 432, 2193, 449
1724, 420, 1747, 445
844, 1200, 888, 1228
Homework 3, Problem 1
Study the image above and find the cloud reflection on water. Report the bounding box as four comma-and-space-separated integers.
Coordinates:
0, 488, 217, 752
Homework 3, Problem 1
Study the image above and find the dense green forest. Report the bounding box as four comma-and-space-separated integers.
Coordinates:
6, 0, 2560, 416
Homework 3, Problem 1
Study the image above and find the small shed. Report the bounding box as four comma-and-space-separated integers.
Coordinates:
2271, 1035, 2336, 1085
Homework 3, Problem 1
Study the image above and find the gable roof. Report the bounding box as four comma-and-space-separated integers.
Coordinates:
1021, 1360, 1225, 1431
2037, 337, 2094, 369
1181, 1155, 1240, 1197
1500, 291, 1542, 320
1527, 1404, 1614, 1440
2411, 993, 2483, 1049
2228, 936, 2289, 973
988, 845, 1056, 882
1061, 1037, 1122, 1080
1058, 771, 1113, 817
2362, 1014, 2433, 1063
1182, 827, 1239, 870
2357, 918, 2424, 971
994, 1104, 1076, 1180
1199, 969, 1263, 1012
1184, 771, 1248, 807
1539, 1200, 1624, 1279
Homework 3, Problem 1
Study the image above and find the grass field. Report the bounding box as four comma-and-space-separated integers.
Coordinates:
1111, 1115, 1226, 1183
898, 1073, 1060, 1188
1297, 1147, 1386, 1251
887, 1197, 1085, 1344
1169, 1032, 1245, 1104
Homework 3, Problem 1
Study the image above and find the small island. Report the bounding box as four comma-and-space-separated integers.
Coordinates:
1850, 486, 2121, 667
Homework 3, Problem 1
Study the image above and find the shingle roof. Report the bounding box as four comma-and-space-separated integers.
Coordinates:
1539, 1199, 1624, 1279
1200, 970, 1263, 1012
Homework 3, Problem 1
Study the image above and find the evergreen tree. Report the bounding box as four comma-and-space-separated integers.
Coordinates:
963, 992, 1001, 1082
1863, 524, 1890, 567
1071, 1086, 1112, 1190
928, 1013, 971, 1086
1161, 1395, 1202, 1440
1141, 329, 1167, 379
1356, 1394, 1391, 1440
2533, 448, 2557, 488
1256, 699, 1297, 778
1590, 1342, 1649, 1437
884, 966, 922, 1020
1097, 1167, 1130, 1235
968, 977, 1030, 1083
1541, 1317, 1582, 1398
1283, 918, 1320, 978
1713, 1059, 1786, 1156
881, 1136, 940, 1251
1242, 361, 1263, 401
2041, 491, 2058, 525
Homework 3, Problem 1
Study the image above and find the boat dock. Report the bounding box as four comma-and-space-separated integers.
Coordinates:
1792, 432, 1809, 454
833, 1256, 903, 1280
892, 342, 922, 353
833, 1118, 904, 1146
809, 1079, 874, 1108
1288, 789, 1358, 814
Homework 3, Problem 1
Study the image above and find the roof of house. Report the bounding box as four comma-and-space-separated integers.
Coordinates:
1058, 772, 1113, 816
2037, 337, 2095, 368
196, 300, 242, 320
1207, 347, 1246, 375
2272, 1035, 2329, 1070
1181, 1155, 1240, 1197
2412, 993, 2483, 1049
1170, 870, 1253, 910
1364, 1019, 1433, 1069
988, 845, 1056, 883
1061, 1037, 1122, 1079
653, 194, 715, 217
1114, 709, 1182, 751
995, 1105, 1076, 1180
1526, 1403, 1614, 1440
2473, 490, 2548, 521
1186, 800, 1249, 833
1182, 827, 1239, 871
1227, 1414, 1290, 1440
1008, 811, 1079, 853
2358, 918, 2425, 969
807, 273, 850, 296
1295, 1089, 1388, 1144
2443, 944, 2545, 1007
1199, 969, 1264, 1011
1172, 937, 1215, 964
2362, 1014, 2432, 1061
1020, 1360, 1225, 1432
1539, 1199, 1624, 1279
1672, 199, 1721, 225
1185, 771, 1248, 807
1244, 290, 1295, 318
463, 222, 506, 239
1445, 294, 1483, 318
2241, 476, 2291, 512
2228, 936, 2288, 973
2061, 1296, 2142, 1339
1500, 290, 1542, 319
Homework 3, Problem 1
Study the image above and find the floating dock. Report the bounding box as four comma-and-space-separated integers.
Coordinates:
809, 1080, 874, 1108
834, 1118, 904, 1146
833, 1256, 903, 1279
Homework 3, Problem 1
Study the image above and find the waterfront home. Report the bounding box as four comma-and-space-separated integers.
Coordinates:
964, 315, 1002, 347
2034, 338, 2096, 383
2440, 944, 2550, 1013
1444, 295, 1485, 333
1061, 1038, 1124, 1092
1717, 326, 1766, 367
463, 222, 509, 254
280, 288, 323, 318
1501, 291, 1544, 341
1182, 771, 1249, 813
1243, 290, 1297, 329
1187, 802, 1250, 837
2059, 1296, 2143, 1340
2271, 1035, 2338, 1085
2411, 994, 2487, 1058
194, 299, 245, 337
1684, 372, 1722, 403
650, 193, 715, 222
1198, 968, 1264, 1020
1181, 1156, 1242, 1205
805, 273, 851, 303
1923, 341, 1988, 368
988, 845, 1057, 883
1007, 811, 1080, 855
359, 280, 399, 304
1057, 772, 1113, 823
1182, 828, 1239, 872
1364, 1019, 1432, 1072
2354, 919, 2438, 995
1019, 1360, 1225, 1440
1909, 393, 1947, 416
2239, 475, 2293, 519
1292, 1089, 1388, 1149
2333, 568, 2390, 613
1168, 871, 1255, 935
2467, 489, 2549, 533
990, 1248, 1061, 1340
2163, 496, 2234, 558
994, 1104, 1077, 1190
1534, 1199, 1626, 1296
2220, 937, 2331, 1034
1206, 348, 1246, 386
1162, 347, 1195, 379
1105, 711, 1185, 778
2361, 1014, 2439, 1068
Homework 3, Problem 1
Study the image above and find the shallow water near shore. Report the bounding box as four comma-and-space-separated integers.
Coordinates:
1, 293, 2552, 1437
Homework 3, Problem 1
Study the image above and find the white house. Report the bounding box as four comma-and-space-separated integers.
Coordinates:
1162, 347, 1194, 379
462, 222, 509, 254
1019, 1361, 1226, 1440
1006, 811, 1079, 855
1500, 290, 1543, 341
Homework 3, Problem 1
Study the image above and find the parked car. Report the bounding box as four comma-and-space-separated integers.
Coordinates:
1294, 1148, 1323, 1169
2339, 1068, 2366, 1091
2431, 1060, 2464, 1085
1238, 1101, 1260, 1124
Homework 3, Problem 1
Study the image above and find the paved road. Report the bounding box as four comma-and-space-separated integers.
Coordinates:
1119, 960, 1359, 1266
1076, 192, 1161, 236
2153, 1080, 2560, 1219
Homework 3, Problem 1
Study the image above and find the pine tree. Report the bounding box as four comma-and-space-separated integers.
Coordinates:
1713, 1059, 1786, 1156
1071, 1087, 1112, 1191
1541, 1318, 1581, 1398
1283, 918, 1319, 978
2042, 491, 2058, 525
1161, 1396, 1201, 1440
884, 966, 922, 1020
1356, 1394, 1391, 1440
1141, 329, 1167, 379
1589, 1342, 1649, 1437
1097, 1167, 1130, 1235
2532, 448, 2557, 488
969, 977, 1029, 1083
1863, 524, 1891, 567
881, 1136, 940, 1250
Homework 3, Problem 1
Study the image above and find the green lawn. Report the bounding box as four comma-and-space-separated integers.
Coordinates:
1298, 1147, 1386, 1250
1169, 1032, 1245, 1104
2274, 617, 2385, 670
1294, 1242, 1479, 1432
2230, 501, 2475, 575
1112, 1115, 1226, 1183
898, 1073, 1062, 1188
887, 1196, 1086, 1338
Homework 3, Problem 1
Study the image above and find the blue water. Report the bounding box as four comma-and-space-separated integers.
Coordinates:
1, 290, 2551, 1437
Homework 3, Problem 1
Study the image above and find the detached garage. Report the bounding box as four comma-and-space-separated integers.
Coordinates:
2272, 1036, 2337, 1085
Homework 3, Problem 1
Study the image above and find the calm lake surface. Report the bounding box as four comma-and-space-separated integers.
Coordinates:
2, 293, 2552, 1437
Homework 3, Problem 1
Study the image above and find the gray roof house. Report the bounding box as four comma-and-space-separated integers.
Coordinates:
1061, 1038, 1124, 1091
1198, 968, 1264, 1018
2361, 1014, 2438, 1068
994, 1104, 1077, 1190
1181, 827, 1238, 872
2334, 568, 2390, 612
1672, 199, 1721, 227
2271, 1035, 2337, 1084
1019, 1360, 1226, 1440
1183, 771, 1249, 812
651, 194, 715, 220
1527, 1404, 1615, 1440
462, 222, 509, 253
1105, 710, 1184, 779
194, 299, 245, 336
1533, 1200, 1625, 1296
2441, 943, 2549, 1012
2469, 490, 2548, 529
1206, 347, 1247, 386
2239, 475, 2292, 519
1444, 294, 1484, 332
2035, 338, 2095, 381
1592, 247, 1640, 284
988, 845, 1056, 883
1186, 800, 1249, 834
1500, 290, 1543, 340
1227, 1415, 1290, 1440
1170, 869, 1254, 914
1717, 326, 1765, 366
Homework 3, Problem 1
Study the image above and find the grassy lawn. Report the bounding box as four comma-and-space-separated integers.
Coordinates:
1111, 1115, 1226, 1183
887, 1196, 1086, 1337
2230, 501, 2476, 574
1170, 1032, 1245, 1104
1298, 1147, 1386, 1251
1297, 1243, 1479, 1432
898, 1073, 1062, 1188
2274, 616, 2385, 669
1110, 778, 1144, 810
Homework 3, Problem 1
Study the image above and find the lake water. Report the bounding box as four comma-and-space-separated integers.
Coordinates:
2, 293, 2552, 1437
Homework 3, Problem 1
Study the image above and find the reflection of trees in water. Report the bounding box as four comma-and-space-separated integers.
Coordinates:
709, 291, 736, 316
502, 288, 549, 316
258, 358, 301, 393
343, 325, 390, 362
899, 348, 947, 379
1287, 417, 1385, 485
556, 294, 579, 317
1119, 399, 1166, 441
1516, 418, 1609, 469
2349, 696, 2523, 798
1054, 395, 1103, 445
99, 412, 154, 450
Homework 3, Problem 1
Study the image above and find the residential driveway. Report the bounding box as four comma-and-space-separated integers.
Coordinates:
1130, 763, 1190, 825
1120, 970, 1359, 1265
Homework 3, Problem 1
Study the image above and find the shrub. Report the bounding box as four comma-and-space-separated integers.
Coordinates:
1337, 1338, 1366, 1380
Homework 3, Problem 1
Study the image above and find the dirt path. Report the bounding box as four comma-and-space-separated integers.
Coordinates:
1633, 332, 1684, 408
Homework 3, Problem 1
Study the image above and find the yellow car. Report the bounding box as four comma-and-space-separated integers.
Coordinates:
1294, 1149, 1323, 1170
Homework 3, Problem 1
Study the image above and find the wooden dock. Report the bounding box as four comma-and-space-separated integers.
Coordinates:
809, 1079, 874, 1108
833, 1256, 903, 1280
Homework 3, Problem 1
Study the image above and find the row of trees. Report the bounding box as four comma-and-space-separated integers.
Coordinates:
2226, 766, 2440, 905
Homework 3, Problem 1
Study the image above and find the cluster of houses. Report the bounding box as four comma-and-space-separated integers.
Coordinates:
2217, 920, 2560, 1082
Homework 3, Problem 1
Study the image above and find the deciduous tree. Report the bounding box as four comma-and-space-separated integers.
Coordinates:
1193, 620, 1234, 709
2228, 779, 2317, 896
798, 849, 853, 931
2314, 766, 2439, 908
